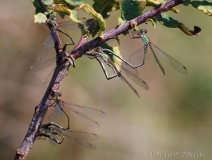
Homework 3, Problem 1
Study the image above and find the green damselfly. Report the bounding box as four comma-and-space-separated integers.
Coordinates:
38, 123, 99, 149
86, 47, 149, 98
49, 92, 106, 129
128, 29, 188, 75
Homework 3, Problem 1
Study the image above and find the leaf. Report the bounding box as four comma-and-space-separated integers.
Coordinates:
118, 16, 125, 26
49, 4, 70, 15
115, 36, 121, 45
155, 13, 181, 28
68, 10, 83, 24
79, 4, 106, 36
100, 44, 122, 70
178, 25, 201, 36
54, 0, 87, 9
155, 13, 201, 36
32, 0, 43, 13
112, 46, 122, 70
120, 0, 146, 21
146, 18, 157, 28
44, 0, 54, 6
184, 0, 212, 16
47, 11, 57, 20
146, 0, 179, 13
34, 13, 47, 23
49, 4, 83, 24
93, 0, 120, 18
91, 25, 100, 37
82, 18, 99, 37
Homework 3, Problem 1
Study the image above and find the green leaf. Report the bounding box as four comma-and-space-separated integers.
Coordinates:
48, 4, 82, 23
44, 0, 54, 6
184, 0, 212, 16
91, 25, 100, 37
48, 4, 70, 15
54, 0, 87, 9
31, 0, 41, 9
53, 1, 87, 19
34, 13, 47, 23
93, 0, 120, 18
115, 36, 121, 45
155, 13, 201, 36
68, 10, 83, 24
83, 18, 99, 37
48, 11, 57, 20
146, 18, 157, 28
79, 4, 106, 36
31, 0, 43, 13
146, 0, 179, 13
100, 43, 122, 71
155, 13, 181, 28
121, 0, 146, 21
111, 46, 122, 71
118, 16, 125, 26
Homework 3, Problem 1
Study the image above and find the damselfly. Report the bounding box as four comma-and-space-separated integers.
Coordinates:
49, 92, 106, 129
37, 17, 87, 62
85, 47, 149, 98
38, 123, 98, 149
30, 18, 87, 83
31, 26, 76, 71
30, 29, 76, 84
128, 29, 188, 75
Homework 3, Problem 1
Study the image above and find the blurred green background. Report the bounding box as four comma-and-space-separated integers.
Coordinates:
0, 0, 212, 160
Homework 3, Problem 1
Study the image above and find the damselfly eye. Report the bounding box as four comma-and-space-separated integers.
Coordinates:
144, 29, 148, 33
96, 47, 102, 52
140, 29, 145, 34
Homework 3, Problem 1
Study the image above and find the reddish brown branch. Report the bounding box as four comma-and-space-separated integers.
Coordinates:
14, 0, 184, 159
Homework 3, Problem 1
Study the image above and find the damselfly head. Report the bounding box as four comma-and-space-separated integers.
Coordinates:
94, 47, 102, 53
140, 29, 148, 34
57, 92, 62, 97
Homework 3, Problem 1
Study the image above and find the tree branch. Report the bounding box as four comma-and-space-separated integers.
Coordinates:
14, 0, 183, 159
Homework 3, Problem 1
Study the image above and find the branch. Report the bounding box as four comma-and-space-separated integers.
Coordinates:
14, 0, 183, 159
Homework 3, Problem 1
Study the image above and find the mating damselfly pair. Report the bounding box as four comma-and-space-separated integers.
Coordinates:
84, 29, 187, 97
37, 92, 106, 149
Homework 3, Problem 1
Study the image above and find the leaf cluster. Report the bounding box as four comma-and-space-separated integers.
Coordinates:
32, 0, 212, 37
